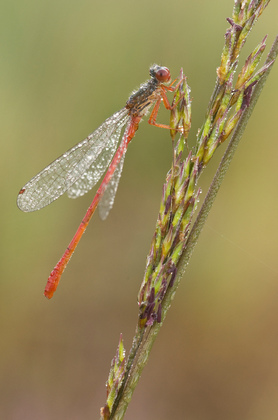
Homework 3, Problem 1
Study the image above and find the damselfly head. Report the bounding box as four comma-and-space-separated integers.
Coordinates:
149, 64, 171, 84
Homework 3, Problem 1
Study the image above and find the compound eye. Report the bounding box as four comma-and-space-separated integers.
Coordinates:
155, 67, 171, 82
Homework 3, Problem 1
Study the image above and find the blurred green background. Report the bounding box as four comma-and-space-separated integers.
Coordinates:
1, 0, 278, 419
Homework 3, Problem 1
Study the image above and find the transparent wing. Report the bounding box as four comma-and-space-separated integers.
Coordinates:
67, 122, 126, 200
98, 153, 126, 221
17, 108, 129, 212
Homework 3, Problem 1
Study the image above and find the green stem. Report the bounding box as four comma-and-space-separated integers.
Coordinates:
110, 34, 278, 420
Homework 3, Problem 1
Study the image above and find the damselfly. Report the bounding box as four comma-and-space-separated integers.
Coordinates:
17, 64, 180, 298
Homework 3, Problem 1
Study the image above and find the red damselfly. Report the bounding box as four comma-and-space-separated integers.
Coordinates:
17, 65, 180, 298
